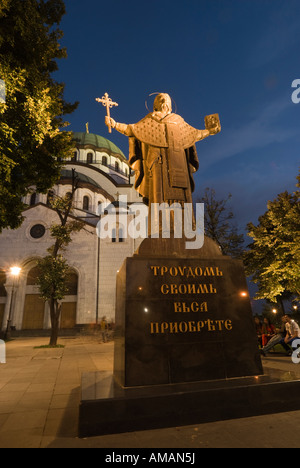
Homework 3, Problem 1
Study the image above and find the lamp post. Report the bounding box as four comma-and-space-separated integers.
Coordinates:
4, 266, 21, 340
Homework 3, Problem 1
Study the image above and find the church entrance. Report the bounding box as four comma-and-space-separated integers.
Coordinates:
22, 294, 45, 330
60, 303, 77, 329
21, 265, 78, 331
22, 266, 45, 330
60, 270, 78, 329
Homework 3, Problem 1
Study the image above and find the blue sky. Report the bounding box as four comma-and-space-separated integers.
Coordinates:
55, 0, 300, 232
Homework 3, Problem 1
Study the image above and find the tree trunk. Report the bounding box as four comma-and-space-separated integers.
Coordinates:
49, 299, 61, 347
278, 297, 286, 316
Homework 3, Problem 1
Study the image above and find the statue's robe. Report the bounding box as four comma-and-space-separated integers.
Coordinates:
128, 113, 200, 208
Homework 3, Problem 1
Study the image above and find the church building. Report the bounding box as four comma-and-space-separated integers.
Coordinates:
0, 131, 142, 334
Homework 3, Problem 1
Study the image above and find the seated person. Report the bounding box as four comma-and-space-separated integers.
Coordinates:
261, 316, 291, 356
280, 314, 300, 352
261, 317, 276, 347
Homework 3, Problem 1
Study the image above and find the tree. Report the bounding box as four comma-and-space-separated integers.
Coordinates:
0, 0, 77, 231
244, 176, 300, 304
37, 170, 84, 346
197, 188, 244, 257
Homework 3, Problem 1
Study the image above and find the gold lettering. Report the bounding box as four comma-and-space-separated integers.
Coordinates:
197, 284, 208, 294
179, 322, 188, 333
150, 322, 159, 334
206, 319, 216, 331
194, 267, 203, 276
204, 267, 215, 276
161, 284, 169, 295
169, 322, 179, 333
178, 284, 187, 294
150, 319, 233, 334
174, 302, 182, 313
186, 267, 196, 278
178, 266, 186, 276
191, 302, 199, 313
150, 265, 160, 276
187, 284, 196, 294
169, 267, 178, 276
215, 320, 224, 330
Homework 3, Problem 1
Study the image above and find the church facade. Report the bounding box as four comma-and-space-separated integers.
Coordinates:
0, 132, 142, 333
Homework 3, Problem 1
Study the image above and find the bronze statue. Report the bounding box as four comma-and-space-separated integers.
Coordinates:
105, 93, 220, 211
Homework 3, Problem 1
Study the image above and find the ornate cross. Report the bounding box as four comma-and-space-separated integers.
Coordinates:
96, 92, 118, 133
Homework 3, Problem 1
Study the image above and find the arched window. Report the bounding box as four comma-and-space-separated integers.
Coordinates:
72, 151, 77, 162
30, 193, 37, 206
27, 265, 42, 285
102, 156, 108, 167
111, 226, 125, 243
115, 161, 119, 173
87, 153, 93, 164
47, 190, 54, 206
83, 196, 90, 211
119, 228, 124, 243
65, 270, 78, 295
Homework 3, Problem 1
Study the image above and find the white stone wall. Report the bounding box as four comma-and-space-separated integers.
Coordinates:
0, 205, 98, 330
0, 143, 144, 331
0, 204, 144, 330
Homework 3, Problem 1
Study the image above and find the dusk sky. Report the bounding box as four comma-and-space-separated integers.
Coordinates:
55, 0, 300, 234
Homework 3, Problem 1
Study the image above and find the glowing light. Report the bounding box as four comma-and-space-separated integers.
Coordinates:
240, 291, 248, 297
272, 309, 278, 314
10, 266, 21, 277
144, 308, 149, 313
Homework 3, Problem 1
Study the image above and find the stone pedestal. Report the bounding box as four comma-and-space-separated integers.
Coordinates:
79, 369, 300, 438
79, 237, 266, 437
114, 240, 263, 387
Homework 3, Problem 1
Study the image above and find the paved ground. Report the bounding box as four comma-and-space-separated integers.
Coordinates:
1, 337, 300, 448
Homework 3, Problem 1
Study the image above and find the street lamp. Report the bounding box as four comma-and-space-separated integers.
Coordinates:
4, 266, 21, 340
10, 267, 21, 277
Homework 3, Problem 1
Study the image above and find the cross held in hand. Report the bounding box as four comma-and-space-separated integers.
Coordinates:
96, 93, 118, 133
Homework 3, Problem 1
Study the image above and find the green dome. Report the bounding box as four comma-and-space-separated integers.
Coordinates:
60, 169, 102, 189
72, 132, 126, 160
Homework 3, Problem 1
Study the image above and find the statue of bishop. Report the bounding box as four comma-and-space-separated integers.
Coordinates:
106, 93, 220, 213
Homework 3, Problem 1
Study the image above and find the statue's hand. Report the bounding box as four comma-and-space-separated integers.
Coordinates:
105, 116, 116, 129
209, 125, 221, 135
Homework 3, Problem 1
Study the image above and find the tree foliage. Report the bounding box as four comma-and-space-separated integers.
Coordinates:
0, 0, 77, 231
197, 188, 244, 258
36, 170, 84, 346
244, 175, 300, 303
